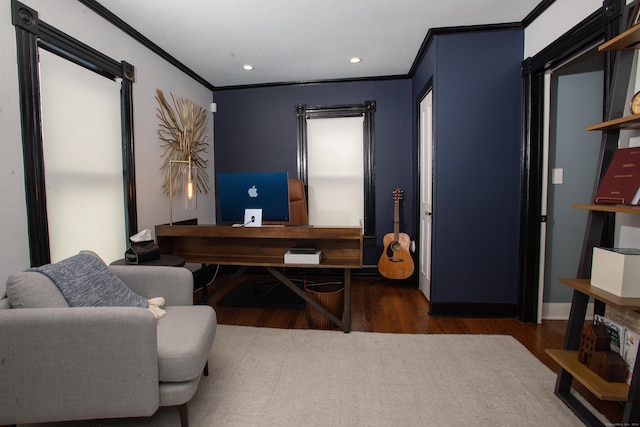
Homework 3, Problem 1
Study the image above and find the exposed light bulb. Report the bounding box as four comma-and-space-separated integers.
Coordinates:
349, 57, 361, 64
184, 161, 197, 211
187, 180, 194, 200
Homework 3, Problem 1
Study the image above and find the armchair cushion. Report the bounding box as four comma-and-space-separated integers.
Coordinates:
156, 305, 217, 382
6, 271, 69, 309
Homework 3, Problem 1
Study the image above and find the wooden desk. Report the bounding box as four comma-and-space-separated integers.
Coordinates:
155, 224, 363, 332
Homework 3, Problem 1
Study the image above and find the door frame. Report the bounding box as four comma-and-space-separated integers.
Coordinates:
416, 80, 434, 300
519, 2, 619, 322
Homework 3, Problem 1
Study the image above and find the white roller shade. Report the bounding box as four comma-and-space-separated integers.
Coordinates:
306, 116, 364, 227
39, 49, 125, 263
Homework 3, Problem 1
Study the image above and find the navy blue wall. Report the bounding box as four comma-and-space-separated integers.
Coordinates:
213, 80, 413, 266
213, 27, 524, 312
412, 29, 523, 308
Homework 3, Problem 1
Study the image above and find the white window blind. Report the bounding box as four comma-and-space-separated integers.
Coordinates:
39, 49, 125, 263
306, 116, 364, 227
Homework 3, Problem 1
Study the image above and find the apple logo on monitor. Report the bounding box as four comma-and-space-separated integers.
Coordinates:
248, 185, 258, 198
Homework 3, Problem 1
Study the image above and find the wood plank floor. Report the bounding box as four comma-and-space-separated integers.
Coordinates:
198, 273, 625, 423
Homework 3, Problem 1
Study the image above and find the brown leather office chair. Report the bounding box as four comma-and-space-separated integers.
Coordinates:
286, 179, 309, 225
264, 178, 309, 226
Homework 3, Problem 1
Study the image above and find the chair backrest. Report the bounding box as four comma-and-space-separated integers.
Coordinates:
287, 179, 309, 225
264, 178, 308, 226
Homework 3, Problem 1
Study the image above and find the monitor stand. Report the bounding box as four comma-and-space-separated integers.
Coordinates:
244, 209, 262, 227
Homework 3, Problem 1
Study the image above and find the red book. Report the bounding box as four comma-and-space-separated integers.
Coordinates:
595, 147, 640, 204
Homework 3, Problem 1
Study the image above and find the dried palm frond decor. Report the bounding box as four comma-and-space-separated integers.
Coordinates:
156, 88, 210, 200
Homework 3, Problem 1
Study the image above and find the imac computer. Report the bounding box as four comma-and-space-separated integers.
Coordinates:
217, 172, 290, 226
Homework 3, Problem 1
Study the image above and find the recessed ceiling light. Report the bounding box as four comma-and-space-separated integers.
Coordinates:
243, 65, 254, 71
349, 57, 361, 64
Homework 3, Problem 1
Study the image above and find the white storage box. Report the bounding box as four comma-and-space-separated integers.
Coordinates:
284, 250, 323, 264
591, 248, 640, 297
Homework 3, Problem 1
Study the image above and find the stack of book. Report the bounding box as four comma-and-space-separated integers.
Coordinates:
595, 147, 640, 205
284, 247, 323, 264
594, 314, 639, 385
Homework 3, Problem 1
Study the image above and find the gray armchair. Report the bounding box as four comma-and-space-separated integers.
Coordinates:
0, 261, 217, 426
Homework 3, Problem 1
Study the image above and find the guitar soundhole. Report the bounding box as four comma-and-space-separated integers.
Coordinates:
386, 241, 404, 262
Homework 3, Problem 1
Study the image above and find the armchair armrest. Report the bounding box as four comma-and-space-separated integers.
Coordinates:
110, 265, 193, 306
0, 307, 159, 425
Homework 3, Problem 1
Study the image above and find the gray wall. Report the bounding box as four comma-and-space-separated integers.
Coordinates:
546, 50, 603, 303
0, 0, 215, 292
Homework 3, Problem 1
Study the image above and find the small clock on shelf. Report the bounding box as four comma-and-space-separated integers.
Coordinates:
632, 90, 640, 115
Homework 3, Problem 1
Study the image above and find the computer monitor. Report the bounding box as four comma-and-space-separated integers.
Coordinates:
217, 172, 290, 225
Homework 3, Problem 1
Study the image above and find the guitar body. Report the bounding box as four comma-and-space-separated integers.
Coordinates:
378, 188, 415, 280
378, 232, 414, 280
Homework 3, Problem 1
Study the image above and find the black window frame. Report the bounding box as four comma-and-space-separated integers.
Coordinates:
295, 101, 376, 242
12, 0, 137, 267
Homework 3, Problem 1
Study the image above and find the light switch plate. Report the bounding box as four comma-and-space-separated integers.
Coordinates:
552, 168, 563, 185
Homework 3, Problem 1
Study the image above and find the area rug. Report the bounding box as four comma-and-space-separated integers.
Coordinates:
22, 325, 608, 426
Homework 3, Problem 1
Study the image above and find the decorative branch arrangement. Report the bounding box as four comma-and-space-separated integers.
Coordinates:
156, 89, 210, 195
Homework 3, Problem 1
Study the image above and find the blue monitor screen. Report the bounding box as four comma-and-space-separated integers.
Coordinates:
217, 172, 290, 223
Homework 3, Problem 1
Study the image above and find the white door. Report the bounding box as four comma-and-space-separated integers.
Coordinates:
418, 90, 433, 300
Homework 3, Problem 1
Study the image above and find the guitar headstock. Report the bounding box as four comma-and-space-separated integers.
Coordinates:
393, 188, 403, 201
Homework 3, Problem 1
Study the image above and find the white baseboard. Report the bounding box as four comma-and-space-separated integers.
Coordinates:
542, 302, 594, 321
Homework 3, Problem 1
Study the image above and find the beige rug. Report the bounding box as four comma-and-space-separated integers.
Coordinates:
24, 325, 606, 426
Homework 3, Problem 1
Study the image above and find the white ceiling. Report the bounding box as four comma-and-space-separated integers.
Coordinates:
98, 0, 542, 88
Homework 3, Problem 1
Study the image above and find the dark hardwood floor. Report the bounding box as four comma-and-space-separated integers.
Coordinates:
198, 272, 625, 423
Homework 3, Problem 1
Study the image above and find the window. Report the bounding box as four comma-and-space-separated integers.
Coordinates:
12, 0, 136, 266
39, 50, 126, 262
296, 102, 376, 240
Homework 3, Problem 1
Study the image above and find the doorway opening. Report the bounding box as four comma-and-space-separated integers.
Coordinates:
539, 47, 604, 322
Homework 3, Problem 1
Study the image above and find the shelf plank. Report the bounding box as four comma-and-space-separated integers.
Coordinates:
573, 203, 640, 215
546, 349, 629, 401
585, 114, 640, 131
559, 278, 640, 309
599, 22, 640, 51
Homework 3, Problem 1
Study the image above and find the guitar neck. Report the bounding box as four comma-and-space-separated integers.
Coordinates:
394, 199, 399, 241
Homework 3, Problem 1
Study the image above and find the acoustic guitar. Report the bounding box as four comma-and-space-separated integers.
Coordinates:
378, 188, 414, 280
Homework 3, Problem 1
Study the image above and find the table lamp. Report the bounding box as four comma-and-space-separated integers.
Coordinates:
169, 156, 197, 225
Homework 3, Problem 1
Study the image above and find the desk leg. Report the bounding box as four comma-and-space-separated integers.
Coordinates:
343, 268, 351, 333
264, 267, 349, 332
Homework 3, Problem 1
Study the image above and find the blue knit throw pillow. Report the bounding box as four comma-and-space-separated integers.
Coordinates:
31, 253, 148, 308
